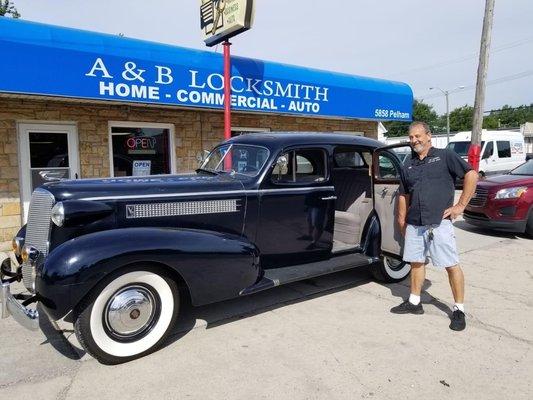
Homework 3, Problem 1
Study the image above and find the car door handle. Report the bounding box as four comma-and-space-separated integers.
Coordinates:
381, 188, 388, 195
321, 196, 337, 201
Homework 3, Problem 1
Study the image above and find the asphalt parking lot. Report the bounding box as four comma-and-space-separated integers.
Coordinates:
1, 215, 532, 400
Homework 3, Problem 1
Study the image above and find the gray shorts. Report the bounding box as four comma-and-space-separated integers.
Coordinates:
403, 219, 460, 268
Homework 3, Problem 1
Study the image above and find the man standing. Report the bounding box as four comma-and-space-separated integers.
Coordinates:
390, 121, 478, 331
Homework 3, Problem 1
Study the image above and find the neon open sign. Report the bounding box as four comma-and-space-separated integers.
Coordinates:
126, 137, 156, 150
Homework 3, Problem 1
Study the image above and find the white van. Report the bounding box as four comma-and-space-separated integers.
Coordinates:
447, 130, 526, 176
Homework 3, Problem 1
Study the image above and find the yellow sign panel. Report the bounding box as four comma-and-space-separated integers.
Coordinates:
200, 0, 255, 47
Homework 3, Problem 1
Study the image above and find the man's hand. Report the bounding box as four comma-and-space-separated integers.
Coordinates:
443, 203, 465, 220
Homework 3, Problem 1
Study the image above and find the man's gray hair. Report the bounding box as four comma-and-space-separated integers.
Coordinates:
409, 121, 431, 134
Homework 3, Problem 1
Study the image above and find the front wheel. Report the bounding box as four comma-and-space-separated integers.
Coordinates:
526, 210, 533, 238
371, 255, 411, 282
74, 268, 179, 364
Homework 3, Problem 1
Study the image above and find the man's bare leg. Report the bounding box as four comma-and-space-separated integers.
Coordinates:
446, 265, 464, 304
447, 265, 466, 331
390, 262, 425, 314
410, 262, 426, 296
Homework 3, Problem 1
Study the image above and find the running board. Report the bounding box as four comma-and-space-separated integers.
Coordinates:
239, 253, 378, 296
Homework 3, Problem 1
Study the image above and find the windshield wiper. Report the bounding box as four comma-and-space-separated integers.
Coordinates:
195, 168, 218, 175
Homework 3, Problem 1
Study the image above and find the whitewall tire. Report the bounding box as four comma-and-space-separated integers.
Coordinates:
371, 255, 411, 282
74, 268, 179, 364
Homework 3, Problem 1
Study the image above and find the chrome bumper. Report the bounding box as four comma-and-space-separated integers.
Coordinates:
0, 253, 39, 331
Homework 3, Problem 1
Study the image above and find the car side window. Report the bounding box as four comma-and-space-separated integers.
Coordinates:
377, 153, 401, 179
497, 141, 511, 158
482, 141, 494, 159
333, 149, 365, 167
272, 149, 327, 184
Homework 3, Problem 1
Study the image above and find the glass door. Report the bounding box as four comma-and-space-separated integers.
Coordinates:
18, 123, 80, 222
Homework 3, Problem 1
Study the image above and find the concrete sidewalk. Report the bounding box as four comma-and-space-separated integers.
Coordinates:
1, 219, 532, 400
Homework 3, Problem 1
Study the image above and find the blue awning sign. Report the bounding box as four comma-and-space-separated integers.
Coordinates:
0, 18, 413, 121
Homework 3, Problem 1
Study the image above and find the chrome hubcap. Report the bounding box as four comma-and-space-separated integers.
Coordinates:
104, 285, 157, 339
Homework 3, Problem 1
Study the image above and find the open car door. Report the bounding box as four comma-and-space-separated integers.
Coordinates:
372, 143, 412, 258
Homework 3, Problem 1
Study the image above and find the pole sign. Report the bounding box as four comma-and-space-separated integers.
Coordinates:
0, 18, 413, 121
200, 0, 255, 47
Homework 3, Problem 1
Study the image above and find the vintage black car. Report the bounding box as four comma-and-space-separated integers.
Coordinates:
1, 133, 409, 364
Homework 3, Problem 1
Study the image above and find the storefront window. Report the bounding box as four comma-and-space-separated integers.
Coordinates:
111, 126, 171, 177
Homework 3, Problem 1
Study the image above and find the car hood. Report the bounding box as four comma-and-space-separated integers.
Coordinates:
41, 173, 246, 202
478, 174, 533, 189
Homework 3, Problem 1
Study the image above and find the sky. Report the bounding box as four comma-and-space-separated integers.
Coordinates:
10, 0, 533, 116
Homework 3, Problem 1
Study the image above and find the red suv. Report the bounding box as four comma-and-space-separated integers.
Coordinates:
464, 159, 533, 237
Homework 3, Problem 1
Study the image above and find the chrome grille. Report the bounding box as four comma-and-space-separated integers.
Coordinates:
125, 199, 240, 219
469, 187, 489, 207
22, 188, 55, 291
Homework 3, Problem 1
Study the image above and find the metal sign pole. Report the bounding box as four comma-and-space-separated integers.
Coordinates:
223, 40, 232, 140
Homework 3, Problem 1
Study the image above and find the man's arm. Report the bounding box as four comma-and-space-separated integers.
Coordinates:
397, 193, 410, 236
443, 170, 478, 220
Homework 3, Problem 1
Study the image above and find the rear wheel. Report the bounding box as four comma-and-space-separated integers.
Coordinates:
371, 255, 411, 282
74, 268, 179, 364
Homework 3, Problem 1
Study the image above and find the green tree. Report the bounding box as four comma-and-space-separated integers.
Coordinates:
487, 104, 533, 128
384, 100, 442, 137
449, 105, 474, 132
0, 0, 20, 17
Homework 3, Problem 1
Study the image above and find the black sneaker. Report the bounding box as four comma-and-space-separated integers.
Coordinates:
449, 310, 466, 331
390, 300, 424, 315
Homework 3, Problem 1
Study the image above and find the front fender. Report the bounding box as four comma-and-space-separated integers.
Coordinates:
37, 228, 260, 320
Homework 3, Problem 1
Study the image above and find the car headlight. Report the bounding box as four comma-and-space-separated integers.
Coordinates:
51, 202, 65, 226
494, 187, 527, 200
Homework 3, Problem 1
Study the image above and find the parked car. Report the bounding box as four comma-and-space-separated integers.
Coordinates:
464, 159, 533, 236
1, 133, 410, 364
447, 130, 526, 177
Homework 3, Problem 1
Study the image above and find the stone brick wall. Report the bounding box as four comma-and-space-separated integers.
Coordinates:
0, 97, 377, 250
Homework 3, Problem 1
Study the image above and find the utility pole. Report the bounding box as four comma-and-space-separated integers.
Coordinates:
469, 0, 495, 171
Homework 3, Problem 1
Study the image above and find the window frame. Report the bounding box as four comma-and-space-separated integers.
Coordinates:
108, 121, 176, 177
496, 140, 512, 159
482, 141, 494, 159
372, 149, 404, 184
270, 147, 329, 186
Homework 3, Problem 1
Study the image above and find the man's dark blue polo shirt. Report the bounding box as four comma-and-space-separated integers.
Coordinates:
399, 147, 472, 226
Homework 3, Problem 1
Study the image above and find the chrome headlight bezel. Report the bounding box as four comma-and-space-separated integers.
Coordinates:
51, 202, 65, 227
494, 187, 527, 200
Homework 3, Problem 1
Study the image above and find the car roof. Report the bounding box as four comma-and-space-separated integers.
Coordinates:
226, 132, 382, 150
451, 130, 523, 141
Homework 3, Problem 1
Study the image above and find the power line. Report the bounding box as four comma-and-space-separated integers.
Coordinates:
484, 104, 533, 114
416, 69, 533, 100
387, 36, 533, 78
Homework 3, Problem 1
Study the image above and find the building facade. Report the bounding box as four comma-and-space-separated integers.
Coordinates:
0, 18, 412, 251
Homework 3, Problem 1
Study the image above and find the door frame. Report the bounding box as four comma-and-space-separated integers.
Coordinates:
372, 143, 410, 257
17, 122, 80, 222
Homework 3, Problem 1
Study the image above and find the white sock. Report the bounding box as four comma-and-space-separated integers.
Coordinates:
408, 293, 421, 305
453, 303, 465, 312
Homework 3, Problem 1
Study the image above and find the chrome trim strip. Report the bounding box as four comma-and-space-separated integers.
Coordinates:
259, 186, 334, 194
80, 186, 335, 201
81, 190, 249, 201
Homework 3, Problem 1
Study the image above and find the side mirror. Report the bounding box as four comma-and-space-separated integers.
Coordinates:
272, 155, 289, 182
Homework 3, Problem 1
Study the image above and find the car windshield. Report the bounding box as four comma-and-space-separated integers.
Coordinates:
446, 141, 485, 157
509, 159, 533, 176
200, 144, 270, 176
